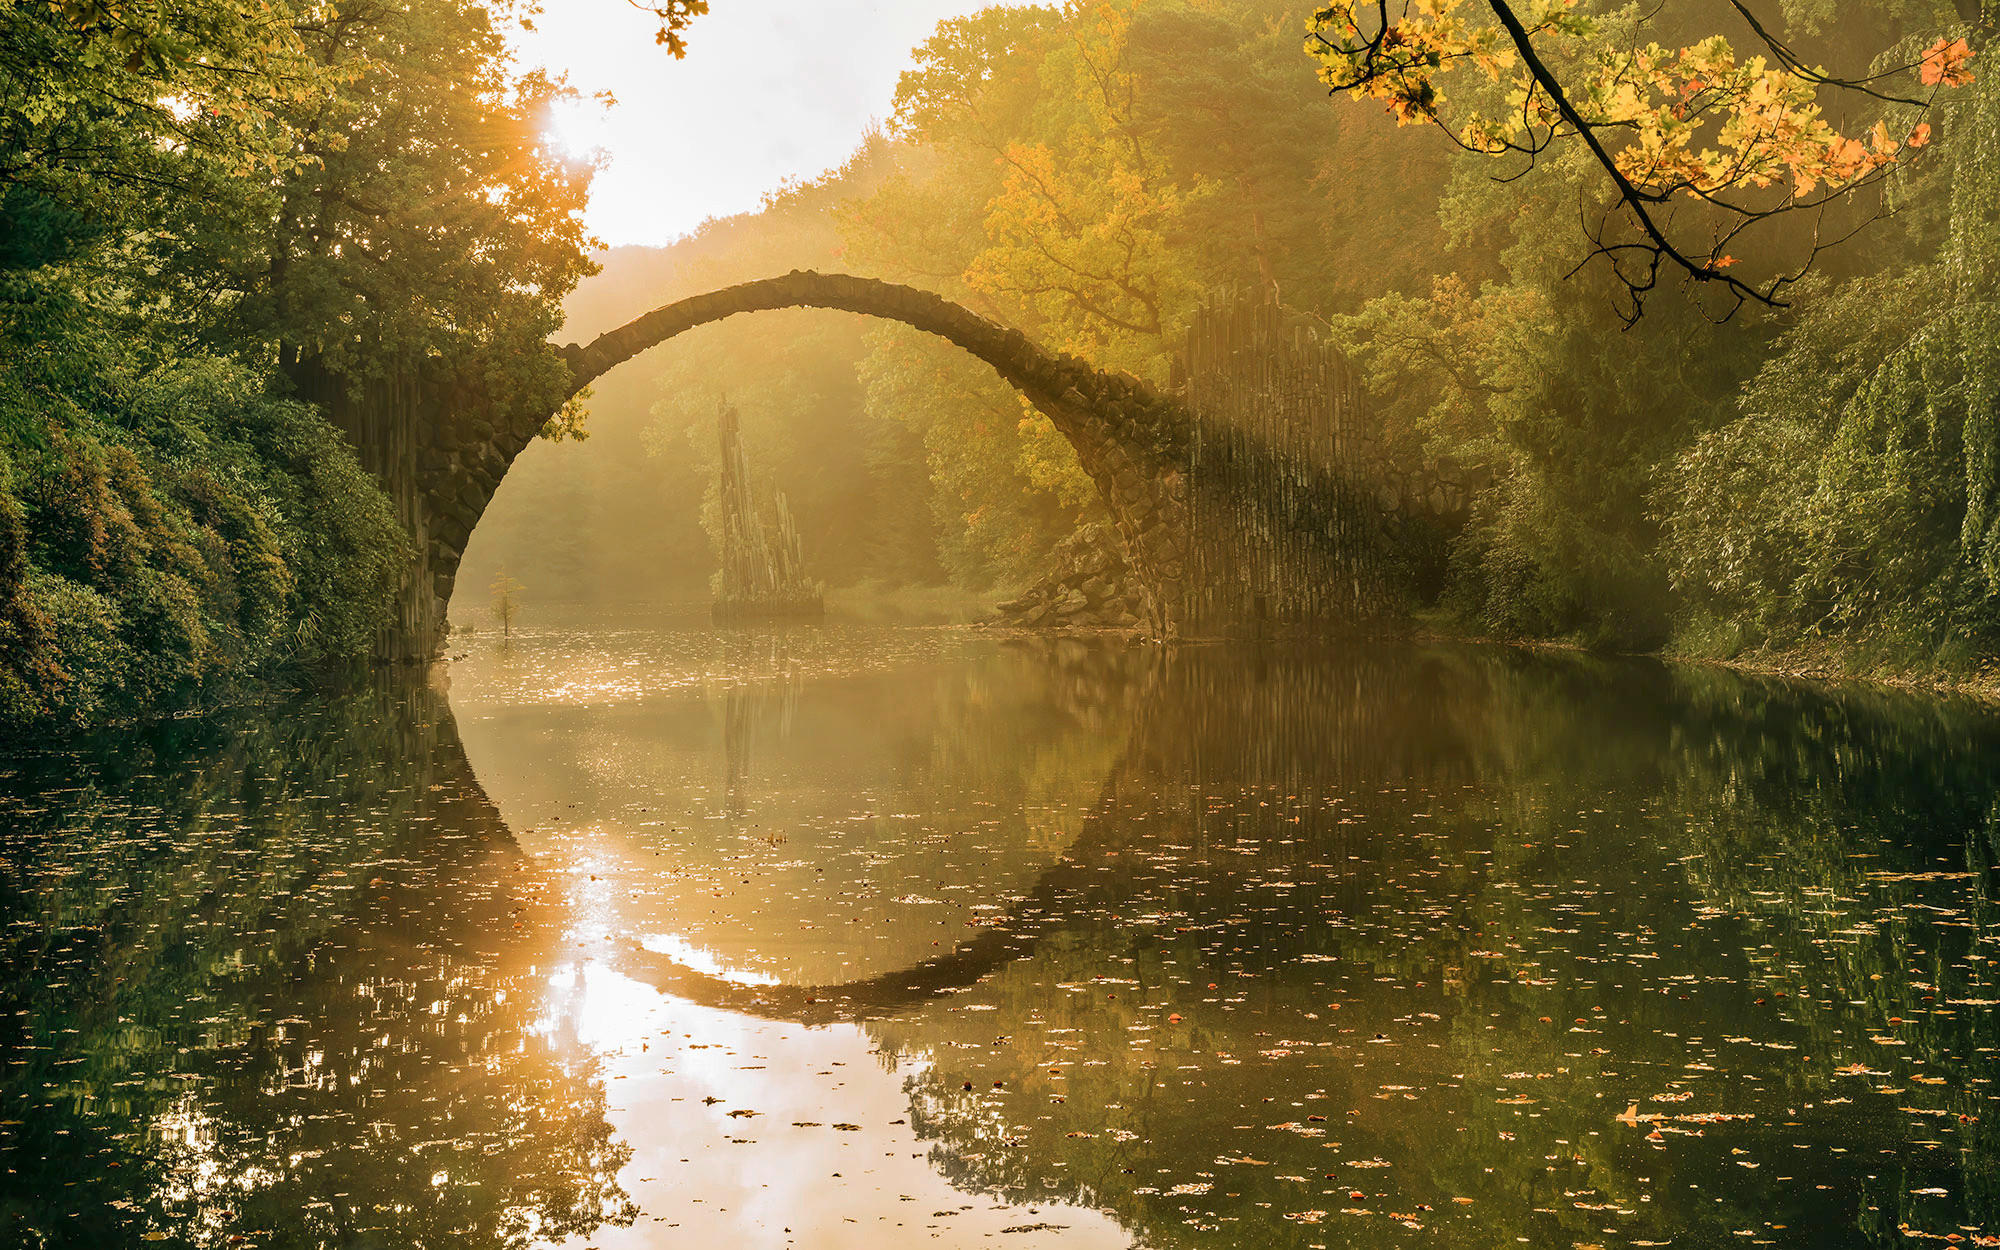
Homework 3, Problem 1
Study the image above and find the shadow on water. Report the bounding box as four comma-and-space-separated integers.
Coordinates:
1, 635, 1996, 1247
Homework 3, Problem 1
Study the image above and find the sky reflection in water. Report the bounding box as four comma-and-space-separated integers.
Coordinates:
2, 620, 1997, 1248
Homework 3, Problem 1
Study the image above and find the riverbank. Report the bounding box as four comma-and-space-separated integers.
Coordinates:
1406, 612, 2000, 705
1668, 642, 2000, 704
13, 600, 2000, 746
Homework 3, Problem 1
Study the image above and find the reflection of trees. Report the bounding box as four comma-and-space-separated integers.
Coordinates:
619, 635, 1148, 1010
1658, 675, 2000, 1241
0, 681, 633, 1249
8, 643, 1996, 1249
855, 648, 2000, 1249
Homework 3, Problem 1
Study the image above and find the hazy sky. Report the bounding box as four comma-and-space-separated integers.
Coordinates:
513, 0, 999, 247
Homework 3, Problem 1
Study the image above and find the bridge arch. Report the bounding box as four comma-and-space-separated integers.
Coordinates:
411, 271, 1193, 656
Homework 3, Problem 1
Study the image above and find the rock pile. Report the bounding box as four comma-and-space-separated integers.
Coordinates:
993, 523, 1148, 630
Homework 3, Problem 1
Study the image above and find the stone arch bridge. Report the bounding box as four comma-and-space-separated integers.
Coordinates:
350, 270, 1387, 660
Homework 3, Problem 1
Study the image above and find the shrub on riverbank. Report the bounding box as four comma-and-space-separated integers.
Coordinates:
0, 338, 407, 731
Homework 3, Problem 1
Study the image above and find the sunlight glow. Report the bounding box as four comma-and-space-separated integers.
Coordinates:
508, 0, 1000, 244
543, 95, 615, 162
638, 932, 781, 986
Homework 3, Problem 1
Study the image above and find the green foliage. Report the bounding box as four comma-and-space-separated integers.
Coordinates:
469, 0, 1470, 605
470, 0, 1992, 668
5, 0, 1975, 685
0, 330, 405, 730
833, 0, 1458, 585
850, 0, 1454, 372
1666, 301, 2000, 662
123, 0, 600, 412
1336, 136, 1763, 648
858, 323, 1090, 588
1306, 1, 2000, 663
0, 0, 603, 730
0, 0, 326, 225
1661, 66, 2000, 669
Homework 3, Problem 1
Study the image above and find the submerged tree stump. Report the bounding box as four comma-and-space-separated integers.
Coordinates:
712, 400, 824, 624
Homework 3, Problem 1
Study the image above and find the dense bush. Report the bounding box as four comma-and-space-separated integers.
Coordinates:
1664, 304, 2000, 666
0, 337, 406, 730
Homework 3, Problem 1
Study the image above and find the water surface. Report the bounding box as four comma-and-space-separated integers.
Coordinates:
3, 619, 1997, 1248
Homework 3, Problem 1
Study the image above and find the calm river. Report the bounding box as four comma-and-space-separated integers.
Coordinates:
3, 616, 1997, 1248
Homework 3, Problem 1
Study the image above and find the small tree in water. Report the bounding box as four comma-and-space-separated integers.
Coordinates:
489, 573, 525, 637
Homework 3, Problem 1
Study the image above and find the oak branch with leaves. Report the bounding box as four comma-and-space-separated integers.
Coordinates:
1306, 0, 1976, 320
620, 0, 707, 55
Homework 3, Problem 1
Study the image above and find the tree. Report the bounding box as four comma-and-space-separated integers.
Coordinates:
1660, 63, 2000, 664
0, 0, 611, 721
867, 1, 1197, 378
1307, 0, 1978, 319
812, 0, 1468, 591
489, 570, 523, 635
220, 0, 597, 396
141, 0, 611, 657
0, 0, 327, 220
856, 322, 1088, 588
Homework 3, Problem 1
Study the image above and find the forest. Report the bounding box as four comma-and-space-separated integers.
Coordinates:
4, 0, 1997, 732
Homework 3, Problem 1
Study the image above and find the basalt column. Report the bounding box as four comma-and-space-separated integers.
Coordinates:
288, 363, 448, 663
292, 359, 535, 664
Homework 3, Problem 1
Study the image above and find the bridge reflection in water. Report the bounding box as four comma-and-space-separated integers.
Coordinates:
2, 626, 1997, 1248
